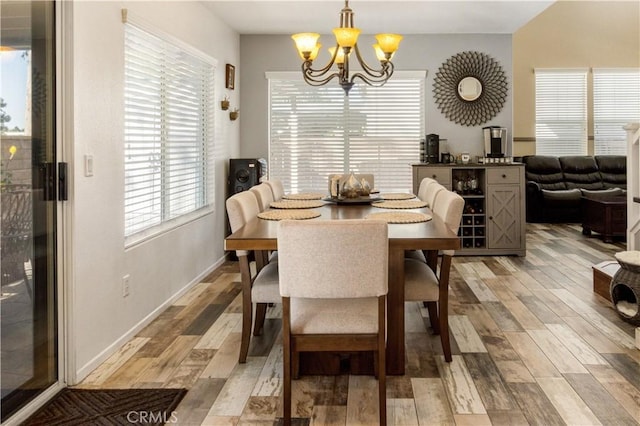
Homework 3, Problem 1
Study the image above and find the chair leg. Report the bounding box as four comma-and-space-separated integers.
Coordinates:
253, 303, 268, 336
282, 298, 292, 426
426, 301, 440, 334
378, 296, 387, 426
439, 299, 451, 362
239, 256, 253, 364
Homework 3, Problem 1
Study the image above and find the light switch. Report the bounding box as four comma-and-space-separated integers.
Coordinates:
84, 155, 94, 177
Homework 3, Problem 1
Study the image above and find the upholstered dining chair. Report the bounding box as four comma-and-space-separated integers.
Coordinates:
425, 181, 446, 209
404, 189, 464, 362
264, 179, 285, 201
406, 178, 443, 264
417, 177, 437, 204
249, 182, 275, 212
277, 219, 388, 426
226, 190, 280, 363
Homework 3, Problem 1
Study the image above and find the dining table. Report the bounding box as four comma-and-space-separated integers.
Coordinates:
224, 199, 460, 375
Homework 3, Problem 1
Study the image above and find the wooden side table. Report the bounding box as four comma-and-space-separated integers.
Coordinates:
581, 195, 627, 243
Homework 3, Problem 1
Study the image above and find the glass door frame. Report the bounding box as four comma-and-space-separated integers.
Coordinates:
2, 1, 70, 422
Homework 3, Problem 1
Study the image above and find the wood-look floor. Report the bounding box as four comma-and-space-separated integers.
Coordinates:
78, 223, 640, 425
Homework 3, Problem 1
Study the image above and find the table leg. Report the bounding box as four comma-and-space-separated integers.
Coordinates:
387, 248, 405, 375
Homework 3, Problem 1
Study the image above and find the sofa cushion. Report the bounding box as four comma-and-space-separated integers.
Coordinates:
559, 156, 605, 190
595, 155, 627, 189
522, 155, 567, 190
580, 187, 624, 200
541, 188, 582, 201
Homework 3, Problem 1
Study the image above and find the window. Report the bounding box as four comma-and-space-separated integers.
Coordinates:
124, 21, 215, 239
593, 68, 640, 155
535, 69, 587, 156
268, 72, 425, 193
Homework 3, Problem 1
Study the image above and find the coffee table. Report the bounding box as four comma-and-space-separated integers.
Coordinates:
581, 195, 627, 243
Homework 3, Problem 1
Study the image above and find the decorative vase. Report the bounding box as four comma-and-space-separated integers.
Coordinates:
340, 172, 362, 198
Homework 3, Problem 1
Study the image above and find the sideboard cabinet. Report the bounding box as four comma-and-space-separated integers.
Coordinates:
412, 163, 526, 256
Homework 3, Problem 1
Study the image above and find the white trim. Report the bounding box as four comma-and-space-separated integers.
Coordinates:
58, 0, 75, 386
74, 255, 227, 381
1, 383, 66, 426
265, 70, 428, 80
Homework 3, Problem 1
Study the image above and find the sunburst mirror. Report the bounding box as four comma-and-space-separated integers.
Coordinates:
433, 51, 508, 126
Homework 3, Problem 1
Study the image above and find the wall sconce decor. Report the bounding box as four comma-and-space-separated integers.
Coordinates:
225, 64, 235, 90
229, 109, 239, 121
433, 51, 508, 126
221, 96, 230, 110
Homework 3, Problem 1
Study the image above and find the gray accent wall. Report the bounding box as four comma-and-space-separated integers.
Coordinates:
239, 34, 512, 162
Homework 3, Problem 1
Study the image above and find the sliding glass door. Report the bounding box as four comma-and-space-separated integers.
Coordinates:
1, 1, 58, 420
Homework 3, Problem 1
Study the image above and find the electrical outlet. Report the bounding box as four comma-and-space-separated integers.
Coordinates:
122, 274, 130, 297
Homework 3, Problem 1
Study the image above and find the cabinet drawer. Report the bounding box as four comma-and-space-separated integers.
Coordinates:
417, 167, 451, 186
487, 168, 520, 185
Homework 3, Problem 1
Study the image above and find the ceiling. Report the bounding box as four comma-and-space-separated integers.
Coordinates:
202, 0, 555, 35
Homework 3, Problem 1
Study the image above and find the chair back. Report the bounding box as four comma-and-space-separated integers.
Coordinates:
278, 219, 388, 299
432, 190, 465, 256
425, 182, 446, 209
417, 177, 437, 203
226, 190, 260, 256
249, 183, 274, 212
264, 179, 285, 201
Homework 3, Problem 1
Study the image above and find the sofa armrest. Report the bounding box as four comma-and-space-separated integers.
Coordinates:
525, 181, 543, 222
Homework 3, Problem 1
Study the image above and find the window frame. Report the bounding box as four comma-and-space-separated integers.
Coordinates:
267, 71, 426, 193
593, 67, 640, 156
123, 15, 216, 247
534, 68, 588, 156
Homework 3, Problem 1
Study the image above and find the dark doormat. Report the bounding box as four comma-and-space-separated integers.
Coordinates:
22, 388, 187, 425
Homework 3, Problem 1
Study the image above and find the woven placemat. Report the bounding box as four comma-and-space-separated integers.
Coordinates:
372, 200, 428, 209
282, 192, 325, 200
365, 211, 432, 224
258, 209, 321, 221
379, 193, 416, 200
270, 200, 325, 209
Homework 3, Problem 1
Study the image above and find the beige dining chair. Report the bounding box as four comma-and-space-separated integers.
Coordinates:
264, 179, 285, 201
249, 183, 278, 265
417, 177, 437, 203
425, 181, 446, 209
277, 219, 388, 426
404, 189, 464, 362
406, 178, 441, 263
249, 183, 275, 212
226, 190, 280, 363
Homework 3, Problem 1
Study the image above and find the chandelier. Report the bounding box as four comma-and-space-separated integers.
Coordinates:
291, 1, 402, 95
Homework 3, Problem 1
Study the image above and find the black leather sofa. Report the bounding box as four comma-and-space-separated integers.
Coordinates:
522, 155, 626, 223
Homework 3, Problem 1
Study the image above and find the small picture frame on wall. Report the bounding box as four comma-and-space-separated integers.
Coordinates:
225, 64, 235, 90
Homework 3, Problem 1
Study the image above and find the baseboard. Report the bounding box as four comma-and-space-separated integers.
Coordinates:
74, 255, 228, 382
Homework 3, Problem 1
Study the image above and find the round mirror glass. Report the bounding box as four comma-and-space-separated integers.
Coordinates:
457, 76, 482, 101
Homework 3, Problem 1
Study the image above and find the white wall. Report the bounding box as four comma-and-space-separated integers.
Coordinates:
239, 34, 512, 161
70, 1, 239, 381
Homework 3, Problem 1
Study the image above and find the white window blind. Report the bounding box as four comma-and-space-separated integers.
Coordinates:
535, 69, 587, 156
593, 68, 640, 155
124, 21, 215, 239
268, 74, 424, 193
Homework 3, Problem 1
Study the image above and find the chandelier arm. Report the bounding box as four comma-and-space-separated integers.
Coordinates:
303, 71, 340, 87
352, 44, 392, 78
350, 62, 395, 86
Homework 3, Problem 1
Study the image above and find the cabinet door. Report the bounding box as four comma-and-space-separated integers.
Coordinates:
487, 185, 521, 249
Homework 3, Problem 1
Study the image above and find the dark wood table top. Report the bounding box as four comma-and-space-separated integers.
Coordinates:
224, 202, 461, 251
